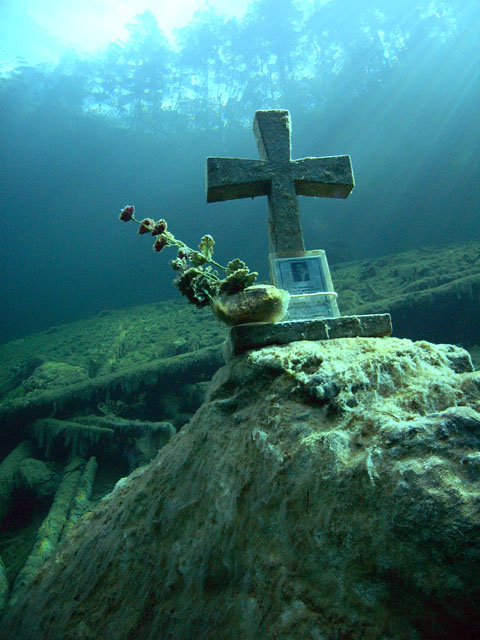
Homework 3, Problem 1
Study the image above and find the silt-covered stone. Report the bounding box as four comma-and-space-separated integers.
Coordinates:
1, 337, 479, 639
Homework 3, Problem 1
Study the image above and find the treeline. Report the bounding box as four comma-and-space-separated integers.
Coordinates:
0, 0, 463, 135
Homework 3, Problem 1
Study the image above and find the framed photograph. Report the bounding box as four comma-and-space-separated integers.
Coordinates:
269, 250, 340, 320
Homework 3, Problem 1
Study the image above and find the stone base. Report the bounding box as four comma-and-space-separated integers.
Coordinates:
225, 313, 392, 359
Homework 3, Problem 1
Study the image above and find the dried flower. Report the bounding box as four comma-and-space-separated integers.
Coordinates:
170, 257, 188, 271
177, 248, 190, 260
151, 219, 167, 236
118, 205, 258, 309
153, 236, 167, 252
138, 218, 155, 234
198, 235, 215, 261
119, 205, 135, 222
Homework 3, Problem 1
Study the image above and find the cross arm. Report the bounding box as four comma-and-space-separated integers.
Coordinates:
290, 155, 354, 199
206, 157, 271, 202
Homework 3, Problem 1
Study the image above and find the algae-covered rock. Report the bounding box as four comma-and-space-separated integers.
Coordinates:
1, 337, 480, 640
23, 361, 89, 393
211, 284, 290, 325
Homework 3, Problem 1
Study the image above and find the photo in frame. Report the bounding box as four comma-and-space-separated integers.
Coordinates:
269, 250, 340, 320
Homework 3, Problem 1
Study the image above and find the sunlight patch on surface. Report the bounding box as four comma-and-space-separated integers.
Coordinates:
0, 0, 251, 66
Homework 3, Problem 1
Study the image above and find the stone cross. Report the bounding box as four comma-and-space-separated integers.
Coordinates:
206, 110, 355, 254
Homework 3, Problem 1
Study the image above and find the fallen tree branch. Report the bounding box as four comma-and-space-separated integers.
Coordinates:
30, 419, 113, 457
0, 345, 223, 443
9, 456, 86, 607
60, 456, 98, 543
0, 441, 35, 523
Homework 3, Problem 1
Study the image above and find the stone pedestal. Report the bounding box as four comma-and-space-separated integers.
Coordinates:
225, 313, 392, 359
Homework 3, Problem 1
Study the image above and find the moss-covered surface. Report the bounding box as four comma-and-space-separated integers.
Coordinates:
332, 240, 480, 314
0, 298, 226, 403
0, 494, 51, 586
0, 301, 226, 607
332, 240, 480, 352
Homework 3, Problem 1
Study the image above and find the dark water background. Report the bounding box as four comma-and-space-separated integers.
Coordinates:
1, 0, 479, 343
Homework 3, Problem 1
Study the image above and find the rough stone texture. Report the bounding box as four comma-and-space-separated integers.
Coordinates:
2, 337, 480, 640
227, 313, 392, 357
22, 361, 90, 393
206, 110, 354, 253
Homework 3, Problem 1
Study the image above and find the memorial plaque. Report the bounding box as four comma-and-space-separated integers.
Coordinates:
269, 250, 340, 320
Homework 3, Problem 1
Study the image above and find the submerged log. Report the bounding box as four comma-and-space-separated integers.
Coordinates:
76, 415, 176, 440
0, 556, 7, 614
30, 418, 113, 458
0, 345, 223, 443
60, 456, 98, 543
0, 441, 35, 523
8, 456, 86, 607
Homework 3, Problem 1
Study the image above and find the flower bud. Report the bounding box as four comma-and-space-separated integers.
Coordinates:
119, 205, 135, 222
138, 218, 155, 234
151, 219, 167, 236
153, 236, 167, 252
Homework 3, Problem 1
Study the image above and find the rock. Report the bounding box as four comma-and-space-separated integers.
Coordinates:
211, 284, 290, 325
1, 337, 480, 640
23, 361, 89, 393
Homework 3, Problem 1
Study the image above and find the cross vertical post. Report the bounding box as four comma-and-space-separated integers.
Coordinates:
206, 110, 355, 254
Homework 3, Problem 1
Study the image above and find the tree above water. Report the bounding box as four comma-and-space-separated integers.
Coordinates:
1, 0, 468, 136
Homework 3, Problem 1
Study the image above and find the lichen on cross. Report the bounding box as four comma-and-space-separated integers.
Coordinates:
206, 110, 355, 254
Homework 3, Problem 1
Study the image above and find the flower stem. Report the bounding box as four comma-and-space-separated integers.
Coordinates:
131, 215, 228, 271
